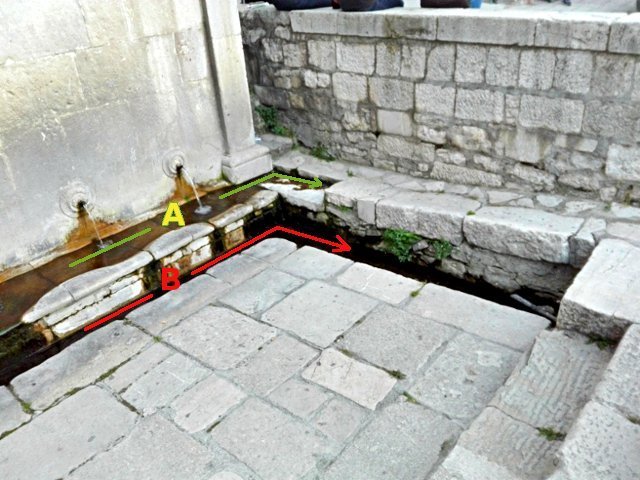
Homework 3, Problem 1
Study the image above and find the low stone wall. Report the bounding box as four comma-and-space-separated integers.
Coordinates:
241, 6, 640, 204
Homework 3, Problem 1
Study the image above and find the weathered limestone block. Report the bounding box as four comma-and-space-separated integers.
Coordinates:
432, 443, 528, 480
486, 46, 519, 87
325, 177, 389, 208
290, 10, 337, 34
302, 348, 395, 410
427, 44, 456, 81
324, 402, 461, 480
519, 95, 584, 134
282, 42, 307, 68
558, 239, 640, 339
535, 14, 612, 51
308, 39, 336, 70
333, 72, 367, 102
431, 162, 503, 188
145, 223, 213, 259
491, 330, 611, 431
377, 110, 412, 136
268, 377, 331, 420
400, 44, 426, 79
337, 42, 375, 75
553, 51, 593, 94
606, 144, 640, 182
510, 163, 556, 191
377, 191, 481, 245
609, 15, 640, 54
519, 49, 555, 90
583, 101, 638, 142
549, 401, 640, 480
464, 206, 583, 263
406, 283, 548, 352
10, 322, 150, 410
376, 43, 401, 77
455, 88, 504, 123
455, 45, 487, 84
415, 84, 456, 117
263, 182, 325, 211
449, 126, 491, 152
437, 11, 536, 46
0, 386, 136, 480
594, 324, 640, 419
369, 77, 414, 110
502, 128, 553, 165
591, 54, 635, 98
312, 396, 368, 443
101, 343, 173, 393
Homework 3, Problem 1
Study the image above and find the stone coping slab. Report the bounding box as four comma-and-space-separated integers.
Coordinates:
251, 5, 638, 53
558, 238, 640, 339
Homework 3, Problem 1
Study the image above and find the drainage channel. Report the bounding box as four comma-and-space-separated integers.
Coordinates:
0, 192, 553, 385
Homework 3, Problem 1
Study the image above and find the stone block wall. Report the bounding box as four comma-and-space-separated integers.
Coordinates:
241, 7, 640, 204
0, 0, 269, 275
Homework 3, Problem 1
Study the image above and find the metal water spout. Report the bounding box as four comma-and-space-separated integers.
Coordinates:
78, 201, 109, 249
177, 165, 212, 216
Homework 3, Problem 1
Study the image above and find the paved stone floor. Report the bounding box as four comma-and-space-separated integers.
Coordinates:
0, 237, 609, 480
403, 0, 637, 12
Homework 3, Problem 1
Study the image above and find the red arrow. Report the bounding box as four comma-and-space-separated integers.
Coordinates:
190, 225, 350, 276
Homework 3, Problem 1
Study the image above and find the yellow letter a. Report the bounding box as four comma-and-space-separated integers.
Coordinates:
162, 202, 185, 227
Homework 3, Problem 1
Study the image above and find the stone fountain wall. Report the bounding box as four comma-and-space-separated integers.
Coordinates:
0, 0, 270, 275
241, 6, 640, 205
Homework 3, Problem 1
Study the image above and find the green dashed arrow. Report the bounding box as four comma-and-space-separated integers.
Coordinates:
218, 172, 322, 199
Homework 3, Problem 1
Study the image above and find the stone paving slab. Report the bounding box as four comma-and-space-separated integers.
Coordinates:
450, 406, 560, 479
311, 396, 369, 443
229, 334, 318, 396
0, 386, 136, 480
241, 237, 298, 263
207, 254, 270, 286
219, 267, 304, 316
0, 386, 30, 437
558, 238, 640, 339
431, 444, 524, 480
262, 280, 378, 348
67, 414, 217, 480
324, 401, 462, 480
268, 377, 332, 420
10, 321, 150, 410
550, 400, 640, 480
594, 324, 640, 419
491, 330, 611, 431
406, 283, 549, 352
121, 352, 211, 415
210, 398, 336, 480
336, 262, 422, 305
408, 333, 521, 423
162, 306, 277, 370
170, 373, 246, 434
101, 342, 173, 393
127, 274, 231, 335
302, 348, 396, 410
277, 246, 353, 280
336, 303, 457, 379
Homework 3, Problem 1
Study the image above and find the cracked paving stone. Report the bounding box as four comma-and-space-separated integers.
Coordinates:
0, 386, 136, 480
163, 306, 277, 370
276, 246, 353, 280
262, 280, 378, 348
336, 262, 422, 305
210, 398, 336, 480
0, 386, 30, 436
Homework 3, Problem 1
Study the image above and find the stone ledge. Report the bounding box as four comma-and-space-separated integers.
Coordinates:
272, 6, 637, 52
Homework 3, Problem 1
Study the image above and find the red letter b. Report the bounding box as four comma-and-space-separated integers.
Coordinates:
161, 267, 181, 291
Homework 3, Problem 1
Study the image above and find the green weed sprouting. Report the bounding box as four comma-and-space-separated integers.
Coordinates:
382, 229, 421, 263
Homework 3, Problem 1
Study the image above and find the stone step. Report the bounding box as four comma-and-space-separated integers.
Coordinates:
268, 149, 640, 297
430, 329, 611, 480
547, 324, 640, 480
558, 238, 640, 340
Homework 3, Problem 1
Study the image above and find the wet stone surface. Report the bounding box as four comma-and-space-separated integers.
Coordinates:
0, 239, 613, 480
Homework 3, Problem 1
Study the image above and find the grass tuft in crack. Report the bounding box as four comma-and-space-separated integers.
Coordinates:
430, 239, 453, 261
310, 143, 335, 161
382, 229, 421, 263
255, 105, 293, 137
537, 427, 566, 441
